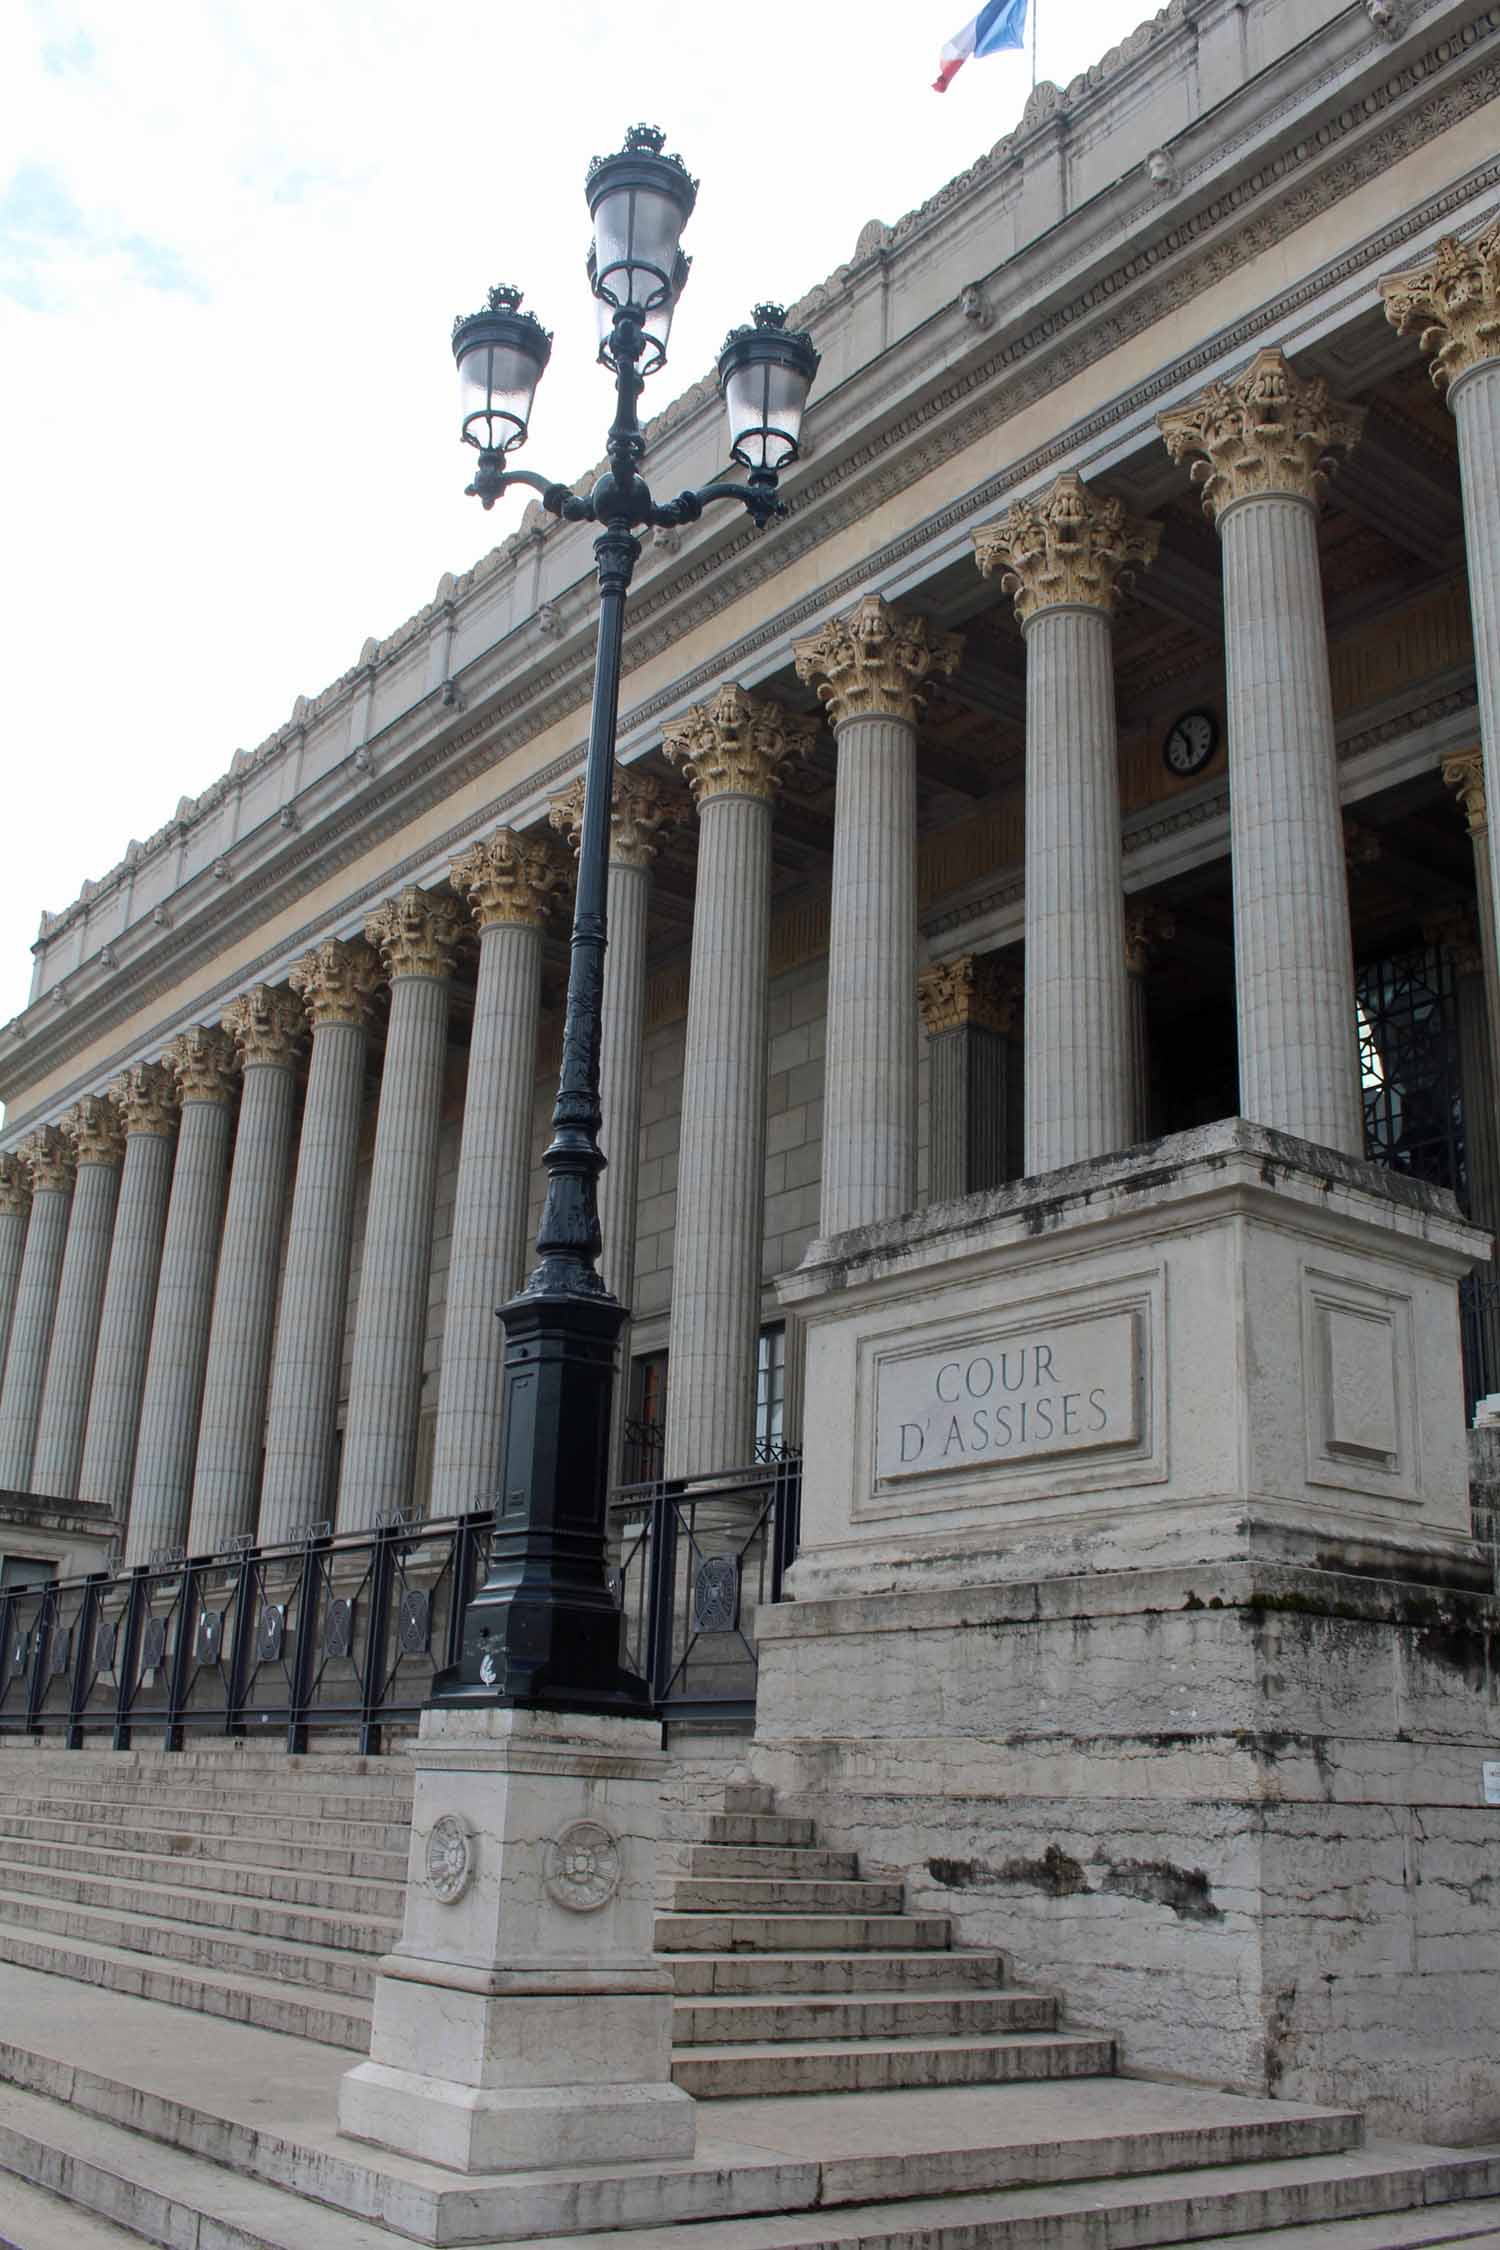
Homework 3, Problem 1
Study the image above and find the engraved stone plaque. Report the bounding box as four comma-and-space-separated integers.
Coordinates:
543, 1819, 622, 1913
426, 1813, 475, 1904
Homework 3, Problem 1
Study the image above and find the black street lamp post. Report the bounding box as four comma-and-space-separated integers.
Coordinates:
433, 126, 818, 1717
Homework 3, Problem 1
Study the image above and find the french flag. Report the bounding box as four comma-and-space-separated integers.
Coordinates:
933, 0, 1029, 91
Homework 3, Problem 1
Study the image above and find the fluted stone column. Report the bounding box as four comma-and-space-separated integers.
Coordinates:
1161, 349, 1365, 1155
259, 939, 382, 1544
795, 597, 962, 1235
975, 475, 1158, 1171
77, 1065, 179, 1517
1386, 215, 1500, 955
429, 832, 564, 1519
125, 1028, 238, 1566
661, 689, 815, 1479
337, 887, 464, 1532
1429, 906, 1500, 1397
552, 770, 675, 1484
1124, 905, 1176, 1145
1442, 752, 1500, 1070
31, 1097, 126, 1499
187, 987, 306, 1555
0, 1130, 75, 1491
918, 954, 1020, 1201
0, 1157, 33, 1391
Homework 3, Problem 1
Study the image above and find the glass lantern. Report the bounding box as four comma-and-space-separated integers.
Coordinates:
451, 286, 553, 455
585, 126, 697, 330
718, 305, 821, 473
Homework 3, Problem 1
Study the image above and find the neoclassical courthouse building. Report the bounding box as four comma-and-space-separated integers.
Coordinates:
5, 0, 1500, 2174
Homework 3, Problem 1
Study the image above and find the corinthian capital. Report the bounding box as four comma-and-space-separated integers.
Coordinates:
64, 1093, 126, 1168
661, 686, 818, 806
223, 983, 306, 1070
22, 1125, 75, 1193
366, 886, 465, 982
1381, 214, 1500, 396
169, 1024, 239, 1106
110, 1062, 178, 1138
451, 828, 567, 930
973, 473, 1160, 622
0, 1153, 32, 1219
550, 769, 677, 869
1158, 347, 1364, 519
917, 953, 1020, 1037
290, 937, 382, 1029
1442, 748, 1488, 838
793, 596, 963, 728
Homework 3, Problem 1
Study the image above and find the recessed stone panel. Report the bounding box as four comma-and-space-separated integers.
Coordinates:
1303, 1266, 1418, 1502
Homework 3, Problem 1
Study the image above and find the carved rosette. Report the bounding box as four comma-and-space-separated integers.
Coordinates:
289, 937, 383, 1030
22, 1125, 76, 1194
168, 1024, 239, 1107
1381, 215, 1500, 396
917, 954, 1020, 1037
111, 1062, 179, 1139
365, 887, 465, 982
550, 769, 677, 869
63, 1093, 126, 1169
793, 596, 963, 729
1123, 904, 1177, 979
1158, 347, 1365, 519
973, 473, 1161, 622
1425, 907, 1484, 979
0, 1153, 32, 1220
661, 685, 818, 806
1442, 749, 1488, 840
451, 828, 567, 930
223, 984, 306, 1071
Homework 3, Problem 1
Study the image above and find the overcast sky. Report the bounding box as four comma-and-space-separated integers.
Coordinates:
0, 0, 1158, 1049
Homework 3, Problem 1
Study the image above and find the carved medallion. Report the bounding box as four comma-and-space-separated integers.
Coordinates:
544, 1820, 623, 1913
426, 1814, 475, 1905
256, 1603, 285, 1663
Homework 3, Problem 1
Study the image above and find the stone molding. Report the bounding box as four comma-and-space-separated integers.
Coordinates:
289, 937, 383, 1030
793, 597, 962, 728
22, 1125, 75, 1194
1158, 346, 1365, 518
973, 472, 1161, 620
1425, 905, 1485, 977
1443, 746, 1488, 836
110, 1061, 179, 1139
450, 828, 567, 929
1123, 902, 1177, 977
917, 953, 1021, 1036
168, 1024, 239, 1107
549, 770, 677, 869
0, 1153, 32, 1219
63, 1093, 126, 1169
661, 685, 818, 805
365, 887, 465, 982
222, 983, 306, 1071
1381, 207, 1500, 395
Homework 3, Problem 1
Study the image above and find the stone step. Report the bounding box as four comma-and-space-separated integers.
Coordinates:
672, 1990, 1053, 2045
664, 1949, 1010, 1996
0, 2168, 147, 2247
0, 1833, 405, 1918
686, 1845, 860, 1880
0, 1887, 379, 1998
0, 1861, 399, 1957
1205, 2201, 1500, 2250
0, 1809, 409, 1882
0, 1746, 408, 1780
6, 1775, 414, 1823
671, 1877, 907, 1915
705, 1812, 818, 1848
673, 2029, 1114, 2099
722, 1782, 777, 1814
656, 1911, 953, 1954
0, 1925, 371, 2048
5, 1793, 412, 1853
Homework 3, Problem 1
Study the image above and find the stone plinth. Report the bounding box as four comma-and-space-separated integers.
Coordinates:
338, 1704, 694, 2174
778, 1120, 1486, 1602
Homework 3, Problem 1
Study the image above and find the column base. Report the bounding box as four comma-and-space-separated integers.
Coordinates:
339, 2061, 696, 2175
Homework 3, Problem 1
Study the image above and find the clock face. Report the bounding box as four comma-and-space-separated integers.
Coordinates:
1163, 708, 1218, 777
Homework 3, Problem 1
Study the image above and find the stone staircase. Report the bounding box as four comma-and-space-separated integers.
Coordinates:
0, 1744, 1497, 2249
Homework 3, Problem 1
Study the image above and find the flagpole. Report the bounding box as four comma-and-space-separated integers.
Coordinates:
1031, 0, 1038, 89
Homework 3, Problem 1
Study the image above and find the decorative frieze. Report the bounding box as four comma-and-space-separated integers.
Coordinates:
550, 770, 676, 869
0, 1154, 31, 1219
1443, 747, 1488, 837
973, 473, 1160, 621
289, 936, 383, 1029
1381, 212, 1500, 394
222, 984, 306, 1071
167, 1025, 239, 1107
450, 828, 567, 929
1158, 347, 1365, 517
63, 1094, 126, 1169
793, 596, 962, 728
662, 685, 817, 805
917, 954, 1020, 1036
365, 887, 465, 982
110, 1061, 179, 1138
22, 1126, 75, 1194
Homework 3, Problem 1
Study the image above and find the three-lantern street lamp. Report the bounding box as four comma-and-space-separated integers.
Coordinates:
433, 126, 819, 1718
